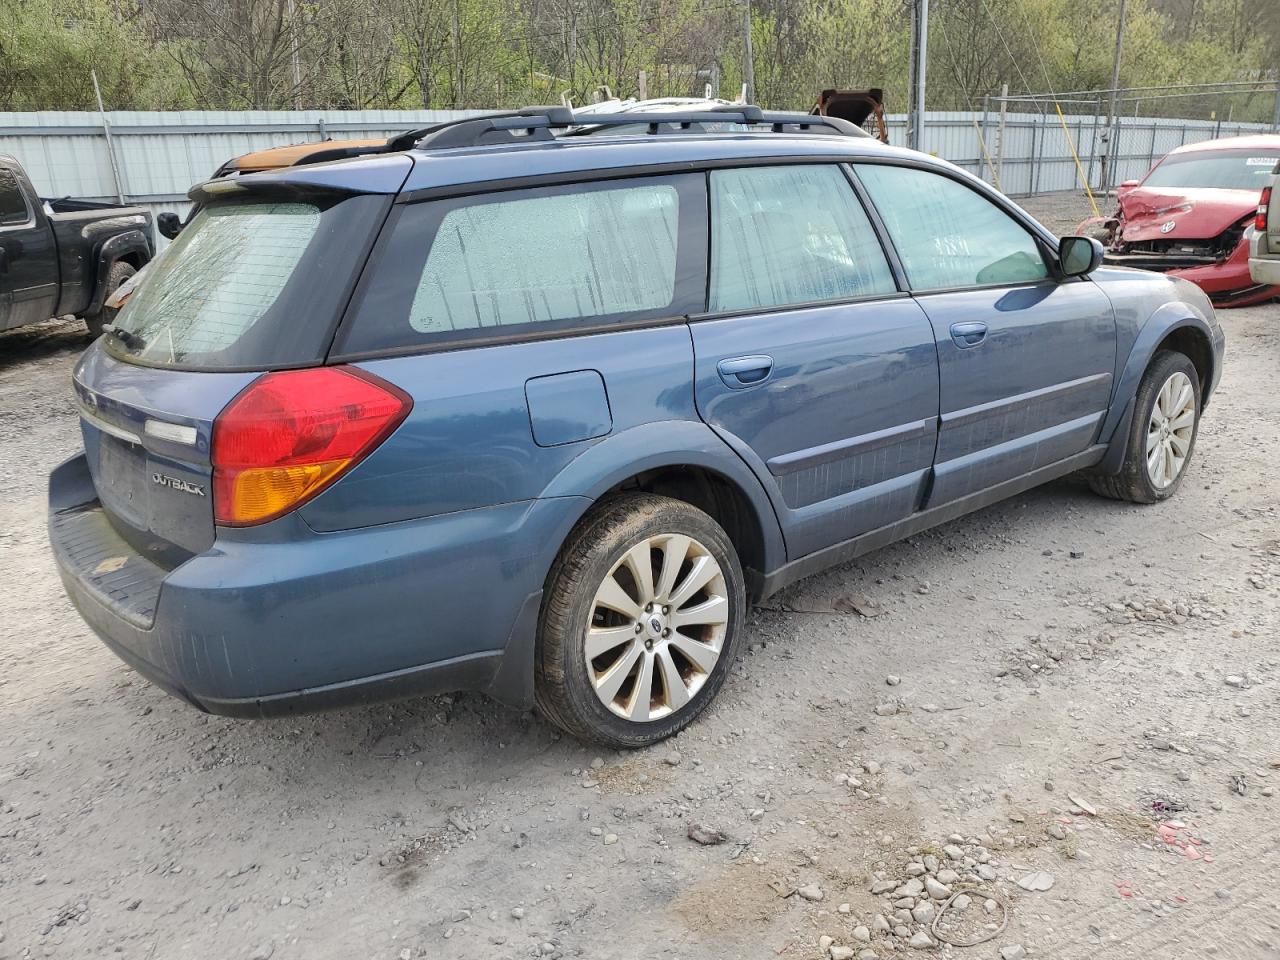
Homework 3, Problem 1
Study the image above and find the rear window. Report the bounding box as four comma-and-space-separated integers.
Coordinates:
336, 174, 707, 356
105, 194, 388, 369
0, 168, 30, 225
1143, 150, 1280, 191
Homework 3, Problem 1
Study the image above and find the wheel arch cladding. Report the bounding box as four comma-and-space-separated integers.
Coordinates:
598, 465, 769, 598
1097, 309, 1215, 476
1154, 326, 1214, 403
536, 420, 786, 593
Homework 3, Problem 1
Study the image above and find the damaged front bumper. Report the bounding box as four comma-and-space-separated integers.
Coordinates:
1104, 233, 1279, 306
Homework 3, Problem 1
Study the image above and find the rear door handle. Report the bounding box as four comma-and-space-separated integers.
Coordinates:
949, 321, 988, 348
717, 355, 773, 388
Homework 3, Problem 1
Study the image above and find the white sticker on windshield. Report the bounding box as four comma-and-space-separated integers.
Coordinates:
1246, 157, 1277, 166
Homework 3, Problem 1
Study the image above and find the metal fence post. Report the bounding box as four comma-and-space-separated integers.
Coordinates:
91, 69, 126, 204
996, 83, 1009, 187
980, 95, 991, 184
1085, 97, 1101, 190
1029, 117, 1039, 195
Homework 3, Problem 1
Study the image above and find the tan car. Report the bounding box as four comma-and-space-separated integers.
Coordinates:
1248, 161, 1280, 287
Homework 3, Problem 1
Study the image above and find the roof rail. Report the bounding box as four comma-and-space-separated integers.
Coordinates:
384, 104, 866, 152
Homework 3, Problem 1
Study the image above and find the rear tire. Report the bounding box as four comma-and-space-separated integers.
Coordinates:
535, 494, 746, 748
1089, 350, 1201, 504
84, 260, 136, 339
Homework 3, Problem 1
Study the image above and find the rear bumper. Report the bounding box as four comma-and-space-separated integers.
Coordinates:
50, 452, 584, 716
1248, 257, 1280, 286
1249, 229, 1280, 286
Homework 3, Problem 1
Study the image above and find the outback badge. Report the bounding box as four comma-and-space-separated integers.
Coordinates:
152, 472, 206, 496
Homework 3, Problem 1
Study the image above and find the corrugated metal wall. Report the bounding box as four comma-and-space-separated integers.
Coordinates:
885, 110, 1272, 195
1, 108, 1272, 242
0, 110, 474, 242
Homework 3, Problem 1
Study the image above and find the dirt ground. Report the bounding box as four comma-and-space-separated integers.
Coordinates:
2, 192, 1279, 960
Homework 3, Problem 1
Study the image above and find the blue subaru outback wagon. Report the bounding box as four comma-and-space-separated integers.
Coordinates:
50, 106, 1224, 746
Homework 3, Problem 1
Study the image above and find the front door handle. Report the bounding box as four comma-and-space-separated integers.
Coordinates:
949, 321, 988, 348
717, 355, 773, 388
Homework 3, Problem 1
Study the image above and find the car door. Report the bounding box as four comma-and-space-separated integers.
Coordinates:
0, 167, 57, 331
854, 162, 1117, 507
690, 164, 940, 560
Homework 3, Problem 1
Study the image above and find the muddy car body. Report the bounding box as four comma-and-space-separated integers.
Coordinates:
49, 105, 1225, 747
1078, 135, 1280, 307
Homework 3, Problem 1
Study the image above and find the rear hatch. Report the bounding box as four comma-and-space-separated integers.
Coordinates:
77, 157, 408, 559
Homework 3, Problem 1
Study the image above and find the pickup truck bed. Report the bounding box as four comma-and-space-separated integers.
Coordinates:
1, 156, 153, 335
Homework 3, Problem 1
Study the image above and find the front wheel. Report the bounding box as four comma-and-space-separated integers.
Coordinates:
1089, 350, 1201, 503
535, 494, 746, 747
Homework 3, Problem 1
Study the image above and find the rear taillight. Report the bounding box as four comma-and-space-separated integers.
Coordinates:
212, 367, 411, 526
1259, 187, 1271, 232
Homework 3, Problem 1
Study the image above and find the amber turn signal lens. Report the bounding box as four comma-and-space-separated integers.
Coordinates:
212, 367, 412, 526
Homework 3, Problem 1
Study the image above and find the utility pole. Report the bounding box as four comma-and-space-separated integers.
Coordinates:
742, 0, 755, 104
451, 0, 463, 108
1099, 0, 1126, 192
907, 0, 929, 150
286, 0, 303, 110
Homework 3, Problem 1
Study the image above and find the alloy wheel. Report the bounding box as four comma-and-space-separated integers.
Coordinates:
585, 533, 729, 722
1146, 371, 1195, 489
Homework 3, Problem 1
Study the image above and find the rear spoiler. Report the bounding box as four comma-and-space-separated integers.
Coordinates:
188, 154, 412, 204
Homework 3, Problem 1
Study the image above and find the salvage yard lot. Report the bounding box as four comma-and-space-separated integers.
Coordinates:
1, 193, 1278, 960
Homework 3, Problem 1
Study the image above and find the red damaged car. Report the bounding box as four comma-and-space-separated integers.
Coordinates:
1078, 134, 1280, 306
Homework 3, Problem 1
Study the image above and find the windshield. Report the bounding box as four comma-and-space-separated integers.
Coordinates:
105, 193, 388, 369
1143, 150, 1280, 191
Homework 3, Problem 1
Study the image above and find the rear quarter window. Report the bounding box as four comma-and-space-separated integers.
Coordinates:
336, 174, 708, 356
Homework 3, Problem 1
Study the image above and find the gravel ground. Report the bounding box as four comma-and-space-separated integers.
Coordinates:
2, 192, 1279, 960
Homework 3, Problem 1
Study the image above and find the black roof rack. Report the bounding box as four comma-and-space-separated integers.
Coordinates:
384, 104, 866, 152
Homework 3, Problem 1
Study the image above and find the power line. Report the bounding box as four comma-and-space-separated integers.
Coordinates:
489, 2, 742, 53
976, 0, 1046, 116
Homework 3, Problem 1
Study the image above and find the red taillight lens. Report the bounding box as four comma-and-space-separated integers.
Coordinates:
212, 366, 412, 526
1258, 187, 1271, 232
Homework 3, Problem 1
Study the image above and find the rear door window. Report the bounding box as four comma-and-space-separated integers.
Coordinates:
337, 174, 707, 356
0, 169, 31, 226
104, 193, 389, 369
856, 164, 1049, 290
708, 165, 897, 311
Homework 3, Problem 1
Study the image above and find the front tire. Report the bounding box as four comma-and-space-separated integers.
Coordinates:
83, 260, 136, 338
535, 494, 746, 748
1089, 350, 1201, 503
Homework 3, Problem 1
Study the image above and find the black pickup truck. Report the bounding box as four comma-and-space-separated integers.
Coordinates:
1, 155, 153, 337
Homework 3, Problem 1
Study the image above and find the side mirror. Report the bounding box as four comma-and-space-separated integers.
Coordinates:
1059, 235, 1104, 278
157, 212, 183, 240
